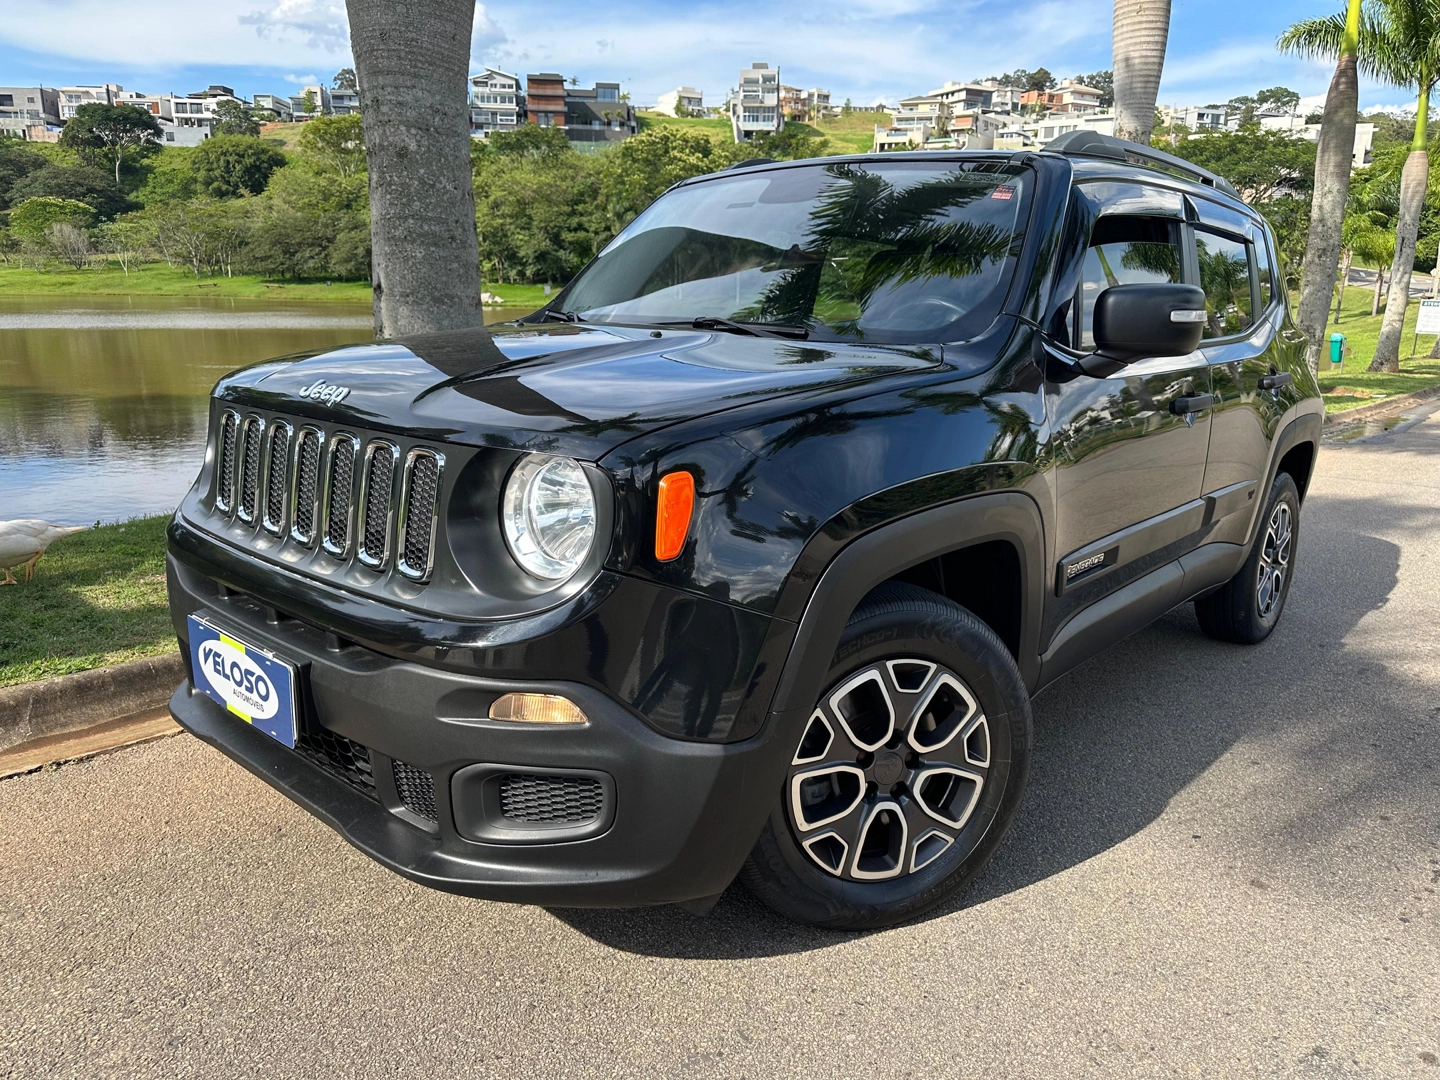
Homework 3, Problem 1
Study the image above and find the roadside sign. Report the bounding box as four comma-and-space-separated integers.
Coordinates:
1417, 299, 1440, 335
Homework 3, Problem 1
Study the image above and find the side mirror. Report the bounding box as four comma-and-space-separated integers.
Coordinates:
1079, 283, 1207, 377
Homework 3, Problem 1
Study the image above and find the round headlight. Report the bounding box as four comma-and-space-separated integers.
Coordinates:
502, 455, 597, 581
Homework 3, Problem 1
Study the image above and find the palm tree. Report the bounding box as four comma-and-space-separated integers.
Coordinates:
1280, 0, 1362, 372
1283, 0, 1440, 372
1113, 0, 1172, 144
345, 0, 485, 337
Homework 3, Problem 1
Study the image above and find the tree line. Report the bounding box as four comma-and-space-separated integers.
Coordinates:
0, 100, 828, 286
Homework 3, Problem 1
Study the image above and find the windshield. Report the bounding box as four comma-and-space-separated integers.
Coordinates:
558, 159, 1032, 344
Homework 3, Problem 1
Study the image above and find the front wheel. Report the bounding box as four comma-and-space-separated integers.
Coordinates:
1195, 471, 1301, 645
740, 583, 1032, 930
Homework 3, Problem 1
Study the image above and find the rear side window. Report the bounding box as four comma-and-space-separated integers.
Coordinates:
1078, 215, 1183, 349
1254, 233, 1276, 311
1194, 230, 1254, 338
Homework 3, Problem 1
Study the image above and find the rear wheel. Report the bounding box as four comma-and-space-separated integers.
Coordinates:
741, 583, 1032, 930
1195, 471, 1300, 644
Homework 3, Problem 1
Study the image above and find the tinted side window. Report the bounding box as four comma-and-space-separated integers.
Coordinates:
1078, 215, 1183, 349
1195, 230, 1254, 338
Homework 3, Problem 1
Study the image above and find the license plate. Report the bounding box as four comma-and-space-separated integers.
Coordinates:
187, 614, 299, 749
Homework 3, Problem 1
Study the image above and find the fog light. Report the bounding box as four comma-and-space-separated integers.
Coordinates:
488, 692, 588, 725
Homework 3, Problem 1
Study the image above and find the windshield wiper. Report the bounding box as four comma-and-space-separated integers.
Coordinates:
684, 317, 809, 339
541, 309, 584, 323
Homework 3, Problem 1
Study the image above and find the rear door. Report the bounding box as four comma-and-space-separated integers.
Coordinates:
1191, 199, 1304, 547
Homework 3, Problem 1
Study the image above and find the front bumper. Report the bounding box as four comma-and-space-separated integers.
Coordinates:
166, 555, 793, 908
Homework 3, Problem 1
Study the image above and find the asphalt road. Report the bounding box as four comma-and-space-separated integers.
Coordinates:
4, 412, 1439, 1079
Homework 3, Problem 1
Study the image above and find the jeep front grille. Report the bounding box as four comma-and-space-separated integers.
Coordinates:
262, 421, 292, 535
322, 433, 359, 557
215, 410, 240, 513
236, 415, 264, 524
291, 427, 323, 545
357, 441, 398, 568
209, 408, 444, 585
397, 448, 443, 582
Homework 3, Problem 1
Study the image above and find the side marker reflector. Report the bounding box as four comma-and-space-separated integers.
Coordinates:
655, 471, 695, 561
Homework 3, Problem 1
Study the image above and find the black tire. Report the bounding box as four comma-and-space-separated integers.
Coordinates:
1195, 471, 1301, 645
740, 582, 1032, 930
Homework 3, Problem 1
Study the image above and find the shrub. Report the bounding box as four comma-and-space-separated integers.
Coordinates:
9, 197, 96, 243
192, 135, 286, 198
7, 164, 129, 220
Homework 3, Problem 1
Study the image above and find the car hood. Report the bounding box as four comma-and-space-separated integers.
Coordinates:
214, 322, 942, 460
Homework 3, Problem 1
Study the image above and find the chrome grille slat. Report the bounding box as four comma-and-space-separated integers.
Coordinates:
322, 433, 359, 557
290, 427, 323, 546
357, 441, 399, 569
262, 421, 293, 535
397, 449, 443, 582
215, 410, 240, 513
236, 415, 265, 524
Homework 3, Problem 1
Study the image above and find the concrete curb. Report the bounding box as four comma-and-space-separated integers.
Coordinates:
0, 651, 183, 755
1324, 383, 1440, 429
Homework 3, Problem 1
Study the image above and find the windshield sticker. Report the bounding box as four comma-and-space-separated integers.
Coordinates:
990, 186, 1016, 200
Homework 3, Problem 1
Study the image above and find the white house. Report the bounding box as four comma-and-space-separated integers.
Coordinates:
655, 87, 704, 117
730, 62, 782, 141
59, 84, 125, 118
469, 67, 521, 137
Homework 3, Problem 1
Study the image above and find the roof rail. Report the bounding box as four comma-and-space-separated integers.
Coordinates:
1043, 130, 1241, 200
726, 157, 777, 170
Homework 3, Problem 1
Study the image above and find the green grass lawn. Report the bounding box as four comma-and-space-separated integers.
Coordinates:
637, 110, 881, 156
0, 261, 550, 310
1313, 284, 1440, 413
0, 515, 175, 688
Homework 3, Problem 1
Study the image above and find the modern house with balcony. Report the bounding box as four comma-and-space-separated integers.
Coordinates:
329, 87, 360, 114
730, 62, 782, 141
565, 81, 636, 145
253, 94, 294, 122
525, 73, 567, 128
0, 86, 61, 139
470, 67, 521, 137
59, 84, 125, 118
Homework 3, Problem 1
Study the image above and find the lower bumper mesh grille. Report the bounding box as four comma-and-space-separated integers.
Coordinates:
294, 725, 376, 796
498, 774, 604, 825
392, 760, 438, 822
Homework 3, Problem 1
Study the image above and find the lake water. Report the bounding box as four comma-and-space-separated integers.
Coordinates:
0, 295, 532, 527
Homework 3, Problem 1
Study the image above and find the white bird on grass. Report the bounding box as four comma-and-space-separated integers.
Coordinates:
0, 520, 88, 585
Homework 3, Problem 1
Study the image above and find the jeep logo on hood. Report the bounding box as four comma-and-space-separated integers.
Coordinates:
297, 379, 351, 406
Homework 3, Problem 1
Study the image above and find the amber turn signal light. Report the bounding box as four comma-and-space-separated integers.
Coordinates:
655, 471, 695, 561
488, 692, 588, 725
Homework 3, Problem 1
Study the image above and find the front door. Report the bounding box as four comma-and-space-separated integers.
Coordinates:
1045, 201, 1214, 637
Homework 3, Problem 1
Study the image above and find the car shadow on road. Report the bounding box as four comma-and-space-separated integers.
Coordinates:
549, 491, 1408, 958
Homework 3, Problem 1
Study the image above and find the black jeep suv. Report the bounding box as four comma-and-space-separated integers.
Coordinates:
166, 132, 1322, 929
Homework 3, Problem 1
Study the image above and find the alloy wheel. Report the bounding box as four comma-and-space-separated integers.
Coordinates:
1256, 501, 1292, 619
786, 658, 991, 881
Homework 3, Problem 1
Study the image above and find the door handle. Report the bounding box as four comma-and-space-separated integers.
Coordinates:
1258, 372, 1293, 391
1170, 393, 1215, 415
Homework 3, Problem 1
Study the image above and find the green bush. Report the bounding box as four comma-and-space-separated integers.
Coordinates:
9, 197, 96, 242
7, 164, 129, 220
192, 134, 287, 198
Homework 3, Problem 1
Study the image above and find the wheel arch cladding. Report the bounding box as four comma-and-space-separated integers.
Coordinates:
766, 491, 1047, 739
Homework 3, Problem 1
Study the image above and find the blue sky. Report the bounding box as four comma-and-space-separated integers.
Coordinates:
0, 1, 1412, 115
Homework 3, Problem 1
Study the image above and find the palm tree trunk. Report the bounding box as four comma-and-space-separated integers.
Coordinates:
1112, 0, 1171, 145
1370, 85, 1431, 372
1371, 265, 1385, 317
1294, 0, 1361, 374
1333, 248, 1353, 322
346, 0, 484, 338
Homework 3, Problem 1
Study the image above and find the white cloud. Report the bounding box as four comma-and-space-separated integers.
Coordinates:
284, 73, 320, 84
239, 0, 348, 52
